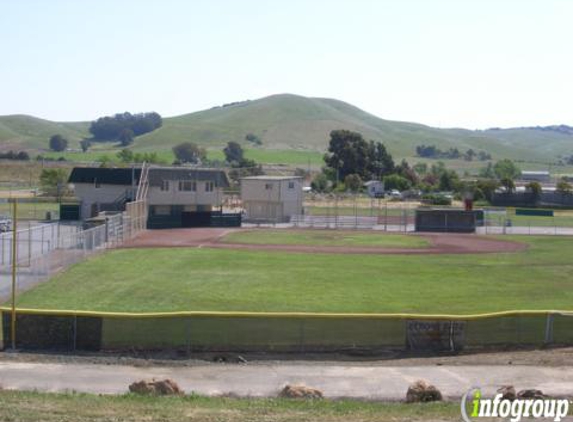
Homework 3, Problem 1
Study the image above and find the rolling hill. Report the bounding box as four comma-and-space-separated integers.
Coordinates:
0, 94, 571, 164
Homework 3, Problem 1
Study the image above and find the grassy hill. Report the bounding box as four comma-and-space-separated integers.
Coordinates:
1, 94, 571, 165
0, 115, 89, 150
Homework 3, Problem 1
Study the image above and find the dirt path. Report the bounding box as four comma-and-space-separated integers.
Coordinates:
121, 228, 527, 255
1, 358, 571, 400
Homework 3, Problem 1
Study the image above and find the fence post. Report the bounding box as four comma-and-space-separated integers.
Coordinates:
27, 222, 32, 266
544, 313, 554, 345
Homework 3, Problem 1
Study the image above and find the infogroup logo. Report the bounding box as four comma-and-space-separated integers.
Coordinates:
461, 387, 570, 422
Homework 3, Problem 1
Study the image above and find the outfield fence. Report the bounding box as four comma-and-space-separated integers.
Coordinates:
0, 200, 147, 301
300, 199, 573, 235
1, 309, 572, 354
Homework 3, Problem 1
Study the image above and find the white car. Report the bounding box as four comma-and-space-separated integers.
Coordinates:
0, 215, 12, 232
388, 189, 402, 199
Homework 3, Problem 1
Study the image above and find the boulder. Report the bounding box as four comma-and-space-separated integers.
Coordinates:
279, 384, 323, 399
517, 389, 546, 400
129, 378, 183, 395
406, 380, 443, 403
497, 385, 517, 401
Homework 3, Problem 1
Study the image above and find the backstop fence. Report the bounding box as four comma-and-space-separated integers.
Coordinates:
1, 309, 571, 354
295, 198, 417, 231
0, 200, 147, 301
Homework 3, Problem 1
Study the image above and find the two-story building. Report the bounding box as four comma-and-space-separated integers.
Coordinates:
68, 166, 231, 228
240, 175, 303, 223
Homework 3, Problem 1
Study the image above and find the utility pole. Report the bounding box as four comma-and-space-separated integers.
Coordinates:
10, 199, 18, 350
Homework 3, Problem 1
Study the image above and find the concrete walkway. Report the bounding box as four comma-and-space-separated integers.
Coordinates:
1, 361, 572, 400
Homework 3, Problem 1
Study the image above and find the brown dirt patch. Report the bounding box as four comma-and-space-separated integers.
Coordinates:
121, 228, 527, 255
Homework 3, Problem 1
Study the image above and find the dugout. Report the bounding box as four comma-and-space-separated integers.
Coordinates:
415, 208, 481, 233
147, 206, 241, 229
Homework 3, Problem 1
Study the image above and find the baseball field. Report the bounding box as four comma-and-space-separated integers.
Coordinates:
13, 229, 573, 315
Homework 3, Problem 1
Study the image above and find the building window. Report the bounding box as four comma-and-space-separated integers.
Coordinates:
178, 180, 196, 192
288, 181, 295, 189
205, 181, 214, 192
160, 180, 169, 191
153, 205, 171, 216
265, 183, 273, 190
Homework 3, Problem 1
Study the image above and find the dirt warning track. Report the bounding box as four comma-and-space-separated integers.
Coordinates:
121, 228, 527, 255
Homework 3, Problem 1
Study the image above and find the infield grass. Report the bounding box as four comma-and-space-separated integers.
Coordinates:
220, 230, 429, 248
0, 391, 459, 422
13, 236, 573, 314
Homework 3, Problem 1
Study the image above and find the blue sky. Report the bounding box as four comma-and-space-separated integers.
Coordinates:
1, 0, 571, 128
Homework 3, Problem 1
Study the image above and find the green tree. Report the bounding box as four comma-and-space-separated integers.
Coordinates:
172, 142, 206, 164
526, 181, 542, 201
493, 159, 520, 180
465, 148, 476, 161
40, 168, 70, 200
118, 128, 134, 146
413, 162, 428, 175
438, 170, 459, 191
324, 130, 394, 182
367, 140, 395, 179
80, 139, 91, 152
49, 134, 68, 152
117, 149, 134, 163
311, 173, 329, 192
344, 174, 363, 192
223, 141, 244, 165
479, 162, 496, 179
500, 177, 515, 193
476, 179, 499, 202
383, 174, 411, 191
556, 179, 572, 196
245, 133, 262, 145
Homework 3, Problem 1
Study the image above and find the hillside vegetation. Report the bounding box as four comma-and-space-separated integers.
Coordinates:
1, 94, 572, 164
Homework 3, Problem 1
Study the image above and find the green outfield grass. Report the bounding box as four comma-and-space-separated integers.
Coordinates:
487, 209, 573, 228
13, 236, 573, 314
0, 391, 458, 422
0, 201, 59, 220
220, 230, 429, 248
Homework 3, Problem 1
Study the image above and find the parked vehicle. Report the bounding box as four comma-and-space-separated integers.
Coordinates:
0, 215, 12, 232
388, 189, 402, 200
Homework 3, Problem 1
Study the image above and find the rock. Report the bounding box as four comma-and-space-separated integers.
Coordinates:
406, 380, 443, 403
517, 389, 546, 400
213, 354, 248, 364
497, 385, 517, 401
129, 379, 183, 395
279, 384, 323, 399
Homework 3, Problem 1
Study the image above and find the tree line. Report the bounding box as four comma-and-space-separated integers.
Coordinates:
309, 129, 539, 204
89, 112, 162, 145
47, 111, 163, 153
416, 144, 491, 161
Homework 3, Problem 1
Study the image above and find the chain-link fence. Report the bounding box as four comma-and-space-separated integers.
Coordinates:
298, 196, 417, 231
479, 207, 573, 235
1, 309, 572, 353
0, 200, 147, 302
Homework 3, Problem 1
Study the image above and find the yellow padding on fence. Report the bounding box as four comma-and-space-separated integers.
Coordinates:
0, 307, 572, 321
